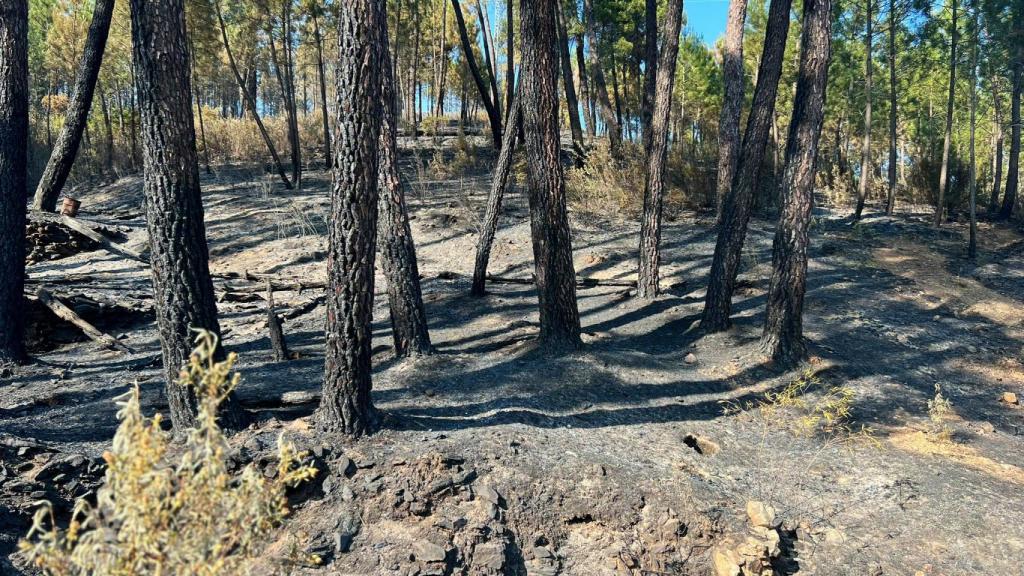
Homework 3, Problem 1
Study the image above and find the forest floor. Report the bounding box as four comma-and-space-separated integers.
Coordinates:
3, 140, 1024, 575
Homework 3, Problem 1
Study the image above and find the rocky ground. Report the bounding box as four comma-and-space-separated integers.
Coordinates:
2, 140, 1024, 575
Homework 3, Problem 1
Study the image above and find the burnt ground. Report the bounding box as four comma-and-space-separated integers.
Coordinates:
2, 139, 1024, 575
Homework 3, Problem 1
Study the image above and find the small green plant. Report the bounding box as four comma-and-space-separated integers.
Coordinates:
20, 330, 317, 576
927, 383, 954, 441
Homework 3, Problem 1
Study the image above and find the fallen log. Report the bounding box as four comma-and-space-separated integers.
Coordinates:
213, 270, 327, 292
58, 214, 148, 264
485, 274, 636, 288
33, 288, 134, 353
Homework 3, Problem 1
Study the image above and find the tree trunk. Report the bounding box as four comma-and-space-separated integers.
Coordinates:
189, 34, 212, 175
854, 0, 872, 220
583, 0, 621, 154
505, 0, 515, 120
378, 22, 432, 357
934, 0, 956, 227
98, 81, 115, 175
0, 0, 28, 366
967, 3, 977, 258
885, 0, 897, 214
999, 59, 1022, 219
32, 0, 114, 212
760, 0, 833, 366
130, 0, 244, 433
641, 0, 658, 153
317, 0, 385, 436
214, 0, 293, 190
471, 87, 522, 296
556, 5, 585, 162
475, 0, 501, 113
700, 0, 793, 332
265, 2, 302, 189
715, 0, 749, 221
451, 0, 503, 148
989, 82, 1004, 213
312, 11, 332, 168
576, 32, 596, 140
636, 0, 685, 299
520, 0, 582, 349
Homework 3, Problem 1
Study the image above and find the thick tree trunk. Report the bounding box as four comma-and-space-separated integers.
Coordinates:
471, 87, 522, 296
130, 0, 243, 432
378, 23, 432, 357
451, 0, 503, 148
636, 0, 685, 299
556, 6, 585, 162
715, 0, 749, 221
885, 0, 897, 214
583, 0, 622, 154
934, 0, 956, 227
32, 0, 114, 212
641, 0, 658, 154
989, 83, 1004, 213
700, 0, 793, 332
214, 0, 293, 190
761, 0, 833, 366
0, 0, 28, 366
520, 0, 582, 349
317, 0, 385, 436
854, 0, 872, 220
312, 11, 332, 168
1000, 61, 1022, 219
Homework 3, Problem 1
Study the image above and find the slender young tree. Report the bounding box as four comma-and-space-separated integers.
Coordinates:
0, 0, 29, 366
935, 0, 957, 227
761, 0, 834, 366
854, 0, 872, 220
311, 7, 332, 168
999, 52, 1022, 219
317, 0, 385, 436
32, 0, 115, 212
637, 0, 685, 299
989, 80, 1004, 213
520, 0, 582, 348
556, 5, 585, 162
701, 0, 793, 332
641, 0, 658, 153
967, 1, 978, 258
583, 0, 622, 154
715, 0, 749, 221
885, 0, 898, 214
451, 0, 503, 148
378, 20, 432, 357
130, 0, 244, 432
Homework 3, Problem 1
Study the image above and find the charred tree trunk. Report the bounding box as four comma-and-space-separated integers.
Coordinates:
475, 0, 501, 114
1000, 58, 1022, 219
641, 0, 658, 154
700, 0, 793, 332
583, 0, 622, 154
98, 81, 115, 175
715, 0, 749, 221
32, 0, 114, 212
451, 0, 503, 148
189, 34, 212, 175
0, 0, 28, 366
129, 0, 244, 432
885, 0, 897, 214
761, 0, 833, 366
378, 22, 432, 357
266, 3, 302, 189
576, 32, 596, 140
312, 11, 332, 169
854, 0, 872, 220
989, 82, 1004, 213
556, 6, 585, 162
967, 3, 978, 259
317, 0, 385, 436
471, 87, 522, 296
520, 0, 582, 348
636, 0, 684, 299
505, 0, 515, 120
934, 0, 956, 227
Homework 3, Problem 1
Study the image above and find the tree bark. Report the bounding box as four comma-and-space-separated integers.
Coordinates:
885, 0, 897, 214
520, 0, 582, 349
637, 0, 685, 299
471, 87, 522, 296
934, 0, 956, 227
451, 0, 503, 148
583, 0, 622, 154
999, 58, 1022, 219
576, 32, 596, 139
265, 2, 302, 189
504, 0, 515, 120
0, 0, 28, 366
761, 0, 833, 366
378, 21, 432, 357
32, 0, 114, 212
556, 5, 585, 162
641, 0, 658, 154
967, 3, 978, 259
854, 0, 872, 220
130, 0, 244, 432
98, 81, 115, 175
317, 0, 385, 436
700, 0, 793, 332
312, 11, 332, 169
715, 0, 749, 221
989, 82, 1004, 213
475, 0, 501, 113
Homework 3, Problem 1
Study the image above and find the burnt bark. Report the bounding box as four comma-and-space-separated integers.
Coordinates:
583, 0, 622, 154
471, 87, 522, 296
855, 0, 872, 220
885, 0, 897, 214
520, 0, 582, 349
451, 0, 503, 148
934, 0, 956, 227
761, 0, 833, 366
576, 32, 596, 139
317, 0, 385, 436
700, 0, 793, 332
556, 5, 585, 162
1000, 59, 1022, 219
989, 83, 1004, 213
130, 0, 244, 432
0, 0, 28, 366
637, 0, 685, 299
32, 0, 114, 212
641, 0, 657, 154
715, 0, 749, 220
378, 22, 432, 357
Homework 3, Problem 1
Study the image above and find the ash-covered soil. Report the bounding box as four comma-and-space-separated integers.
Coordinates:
3, 140, 1024, 575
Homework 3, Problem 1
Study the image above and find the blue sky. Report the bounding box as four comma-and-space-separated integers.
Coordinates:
684, 0, 731, 45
